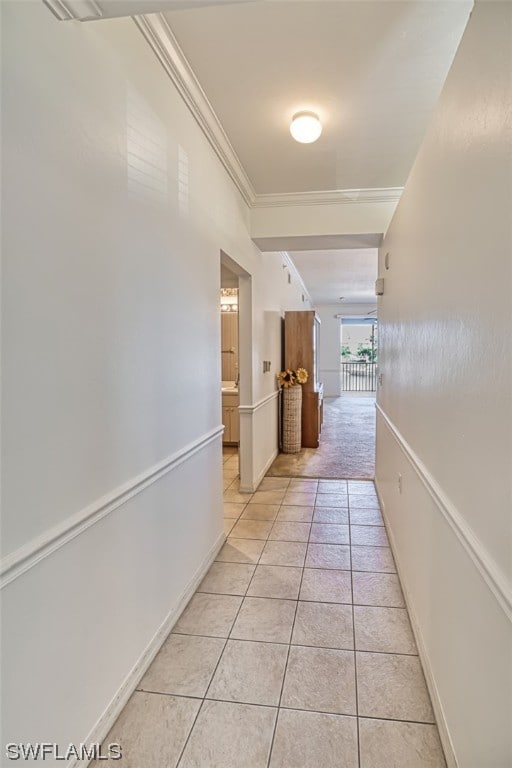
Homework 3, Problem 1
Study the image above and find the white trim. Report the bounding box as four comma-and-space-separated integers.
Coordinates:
71, 529, 225, 768
375, 483, 458, 768
133, 14, 256, 207
1, 426, 224, 589
280, 252, 313, 304
376, 403, 512, 622
252, 187, 403, 208
238, 390, 279, 415
43, 0, 102, 21
133, 15, 403, 215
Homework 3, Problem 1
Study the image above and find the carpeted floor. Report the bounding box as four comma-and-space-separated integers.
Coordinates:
267, 394, 376, 479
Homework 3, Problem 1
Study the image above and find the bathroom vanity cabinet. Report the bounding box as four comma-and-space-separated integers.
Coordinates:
222, 391, 240, 445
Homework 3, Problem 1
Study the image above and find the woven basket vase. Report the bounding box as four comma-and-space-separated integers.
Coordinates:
282, 385, 302, 453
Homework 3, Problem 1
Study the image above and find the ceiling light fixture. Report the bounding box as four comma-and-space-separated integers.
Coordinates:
290, 111, 322, 144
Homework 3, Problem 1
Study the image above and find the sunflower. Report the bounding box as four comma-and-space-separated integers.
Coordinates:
277, 369, 297, 388
296, 367, 308, 384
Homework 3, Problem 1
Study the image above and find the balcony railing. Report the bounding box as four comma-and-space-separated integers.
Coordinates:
342, 362, 377, 392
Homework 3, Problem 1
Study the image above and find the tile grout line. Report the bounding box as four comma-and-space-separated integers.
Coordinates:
167, 631, 419, 657
133, 689, 437, 727
264, 484, 316, 768
349, 490, 362, 768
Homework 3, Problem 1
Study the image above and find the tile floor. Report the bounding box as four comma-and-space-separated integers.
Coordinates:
95, 447, 446, 768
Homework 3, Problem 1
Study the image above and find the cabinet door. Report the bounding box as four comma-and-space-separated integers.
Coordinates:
222, 406, 231, 442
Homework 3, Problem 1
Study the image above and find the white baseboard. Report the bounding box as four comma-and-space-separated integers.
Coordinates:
375, 483, 458, 768
76, 530, 226, 768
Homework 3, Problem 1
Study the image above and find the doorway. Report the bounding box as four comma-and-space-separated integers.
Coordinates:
341, 318, 378, 394
220, 251, 252, 489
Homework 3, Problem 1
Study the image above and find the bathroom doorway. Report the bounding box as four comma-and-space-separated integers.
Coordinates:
220, 251, 251, 489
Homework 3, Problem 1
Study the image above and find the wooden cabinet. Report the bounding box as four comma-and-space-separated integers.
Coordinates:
284, 310, 323, 448
222, 393, 239, 444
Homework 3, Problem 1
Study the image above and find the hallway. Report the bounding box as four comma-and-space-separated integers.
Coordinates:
268, 394, 376, 480
94, 451, 446, 768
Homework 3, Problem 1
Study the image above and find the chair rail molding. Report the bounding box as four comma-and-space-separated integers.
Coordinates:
376, 403, 512, 623
1, 426, 224, 589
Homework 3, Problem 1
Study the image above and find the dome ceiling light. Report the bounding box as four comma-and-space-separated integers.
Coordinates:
289, 111, 322, 144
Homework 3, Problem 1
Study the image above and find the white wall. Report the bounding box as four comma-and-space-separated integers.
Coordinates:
376, 3, 512, 767
0, 2, 307, 758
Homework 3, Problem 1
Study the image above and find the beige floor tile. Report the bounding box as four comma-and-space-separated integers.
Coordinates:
312, 507, 349, 524
354, 606, 417, 655
281, 646, 356, 715
310, 523, 349, 544
292, 601, 354, 650
223, 477, 234, 491
269, 521, 311, 542
257, 477, 291, 491
351, 545, 396, 573
357, 652, 435, 722
351, 525, 389, 547
224, 489, 253, 503
276, 505, 314, 522
305, 543, 351, 570
207, 639, 288, 706
260, 540, 307, 567
198, 562, 255, 596
269, 709, 358, 768
92, 691, 200, 768
223, 468, 239, 479
347, 481, 376, 495
223, 502, 246, 519
247, 565, 303, 599
173, 593, 243, 637
251, 489, 287, 505
138, 634, 225, 697
349, 496, 380, 509
349, 508, 384, 526
224, 519, 236, 536
230, 597, 297, 643
288, 479, 319, 492
299, 568, 352, 604
352, 572, 405, 607
317, 480, 348, 493
229, 519, 274, 540
241, 503, 280, 521
359, 718, 447, 768
282, 491, 317, 506
315, 493, 349, 508
216, 538, 266, 565
179, 699, 277, 768
226, 478, 241, 491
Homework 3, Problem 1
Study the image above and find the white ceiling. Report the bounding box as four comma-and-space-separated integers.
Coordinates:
164, 0, 472, 195
288, 248, 377, 306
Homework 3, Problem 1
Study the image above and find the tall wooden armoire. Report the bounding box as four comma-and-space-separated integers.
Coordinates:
284, 310, 323, 448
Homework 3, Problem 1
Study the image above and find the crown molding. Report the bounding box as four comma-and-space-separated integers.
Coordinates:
134, 13, 256, 207
43, 0, 103, 21
134, 16, 404, 213
252, 187, 403, 208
